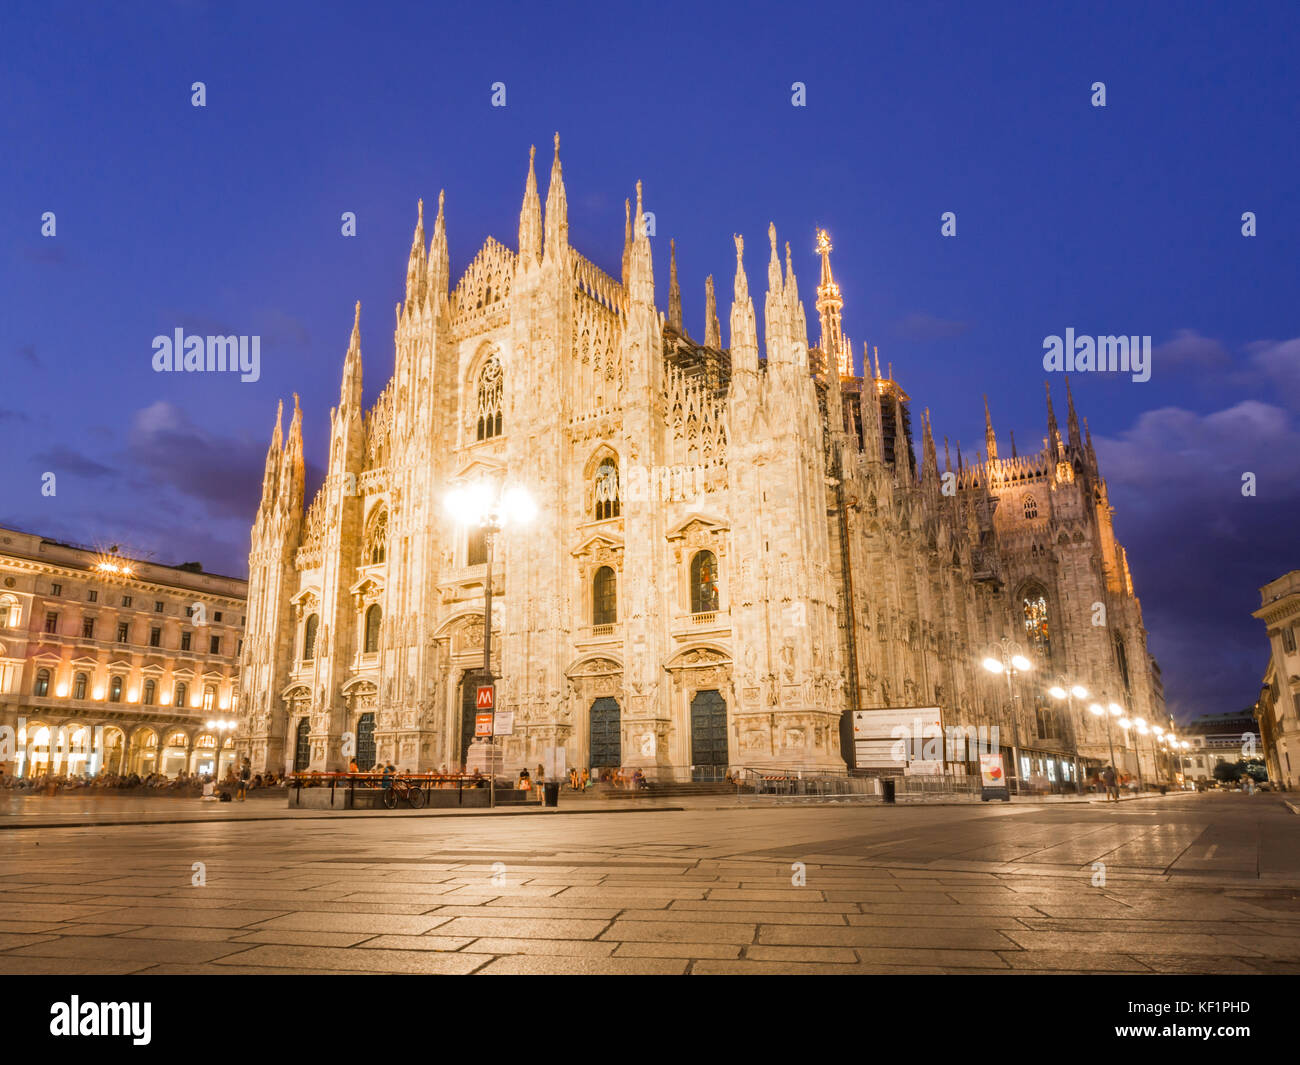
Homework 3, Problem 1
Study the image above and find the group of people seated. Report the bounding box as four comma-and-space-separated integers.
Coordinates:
0, 768, 286, 794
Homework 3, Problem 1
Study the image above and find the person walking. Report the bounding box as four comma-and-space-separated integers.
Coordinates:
1101, 764, 1118, 802
236, 758, 251, 802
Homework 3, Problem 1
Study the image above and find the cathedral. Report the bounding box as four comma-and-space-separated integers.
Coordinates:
237, 135, 1167, 786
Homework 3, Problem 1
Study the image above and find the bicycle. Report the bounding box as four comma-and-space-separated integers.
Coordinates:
382, 775, 427, 809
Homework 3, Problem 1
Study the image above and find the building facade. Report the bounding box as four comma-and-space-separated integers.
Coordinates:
1254, 571, 1300, 790
1175, 710, 1261, 785
0, 527, 247, 779
238, 137, 1166, 784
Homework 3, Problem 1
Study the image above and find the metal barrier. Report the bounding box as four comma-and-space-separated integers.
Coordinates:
738, 767, 881, 805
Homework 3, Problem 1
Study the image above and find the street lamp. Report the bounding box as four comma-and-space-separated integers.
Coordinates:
1088, 701, 1123, 793
1048, 681, 1088, 794
982, 638, 1033, 794
444, 479, 536, 807
1118, 717, 1145, 791
205, 718, 237, 779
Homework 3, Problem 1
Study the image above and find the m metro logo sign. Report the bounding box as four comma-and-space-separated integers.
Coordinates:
476, 685, 495, 710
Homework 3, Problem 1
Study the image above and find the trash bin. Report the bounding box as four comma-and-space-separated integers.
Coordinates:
881, 778, 896, 804
543, 781, 560, 807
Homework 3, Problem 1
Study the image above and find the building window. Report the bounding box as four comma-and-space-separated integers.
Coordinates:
181, 631, 192, 651
593, 566, 617, 626
1113, 632, 1131, 692
52, 583, 62, 597
109, 676, 123, 703
44, 612, 59, 634
236, 638, 243, 656
1023, 495, 1038, 519
186, 605, 194, 618
214, 611, 223, 622
82, 617, 95, 640
467, 526, 488, 567
594, 459, 620, 520
690, 551, 720, 614
364, 604, 381, 654
73, 672, 87, 700
175, 682, 188, 708
1021, 585, 1050, 660
365, 508, 388, 566
34, 668, 50, 696
210, 635, 221, 655
202, 684, 215, 713
1283, 628, 1297, 655
143, 679, 156, 705
122, 595, 132, 607
150, 626, 161, 647
117, 622, 129, 643
303, 614, 319, 662
154, 601, 164, 612
88, 590, 98, 603
0, 605, 9, 627
475, 354, 504, 440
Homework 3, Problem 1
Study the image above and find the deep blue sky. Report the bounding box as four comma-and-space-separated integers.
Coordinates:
2, 1, 1297, 722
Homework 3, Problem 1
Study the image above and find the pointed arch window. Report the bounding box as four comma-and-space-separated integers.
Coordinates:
593, 566, 617, 627
364, 604, 382, 654
303, 614, 319, 662
1021, 585, 1050, 660
475, 354, 504, 441
365, 508, 388, 566
690, 551, 720, 614
1113, 631, 1131, 692
1023, 495, 1038, 519
594, 458, 620, 520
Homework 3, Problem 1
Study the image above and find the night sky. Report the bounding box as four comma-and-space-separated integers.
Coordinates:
2, 1, 1297, 723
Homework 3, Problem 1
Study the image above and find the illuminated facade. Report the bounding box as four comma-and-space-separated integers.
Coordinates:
238, 137, 1165, 783
0, 527, 246, 778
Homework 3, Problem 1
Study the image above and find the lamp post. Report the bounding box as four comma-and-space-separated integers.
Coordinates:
444, 480, 536, 809
1088, 701, 1123, 793
1048, 681, 1088, 794
982, 638, 1033, 795
205, 718, 237, 780
1118, 717, 1144, 791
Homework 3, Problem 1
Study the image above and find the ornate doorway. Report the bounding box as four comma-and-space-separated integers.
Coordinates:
458, 671, 480, 769
589, 697, 621, 770
356, 712, 376, 770
293, 718, 310, 772
690, 689, 728, 781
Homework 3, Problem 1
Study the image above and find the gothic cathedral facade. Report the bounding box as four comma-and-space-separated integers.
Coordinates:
237, 136, 1166, 782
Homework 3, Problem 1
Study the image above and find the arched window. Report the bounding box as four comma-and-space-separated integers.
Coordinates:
73, 672, 87, 700
34, 668, 50, 697
475, 354, 504, 441
143, 679, 156, 706
110, 676, 123, 703
1021, 585, 1050, 660
303, 614, 319, 662
1023, 494, 1038, 519
467, 526, 487, 567
594, 458, 620, 520
690, 551, 720, 614
175, 682, 188, 708
1113, 631, 1131, 692
202, 684, 215, 712
365, 508, 387, 566
364, 604, 381, 654
593, 566, 617, 626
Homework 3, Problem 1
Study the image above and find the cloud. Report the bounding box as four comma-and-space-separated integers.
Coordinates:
34, 445, 114, 478
1153, 329, 1230, 370
1247, 337, 1300, 404
893, 312, 971, 341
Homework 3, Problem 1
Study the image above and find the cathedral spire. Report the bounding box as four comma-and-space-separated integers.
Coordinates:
922, 408, 939, 487
704, 274, 721, 349
340, 301, 363, 411
1045, 380, 1061, 452
543, 132, 568, 260
873, 344, 881, 380
814, 227, 848, 377
668, 238, 682, 331
944, 435, 953, 474
278, 393, 304, 515
893, 391, 913, 481
404, 199, 426, 312
729, 233, 758, 373
1065, 375, 1083, 450
763, 222, 787, 361
627, 180, 654, 306
518, 145, 542, 268
785, 240, 809, 365
427, 190, 449, 306
983, 394, 998, 461
621, 198, 632, 289
260, 399, 284, 508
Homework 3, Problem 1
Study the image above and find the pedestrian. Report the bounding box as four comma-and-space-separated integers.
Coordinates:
1101, 764, 1118, 802
348, 758, 359, 774
236, 758, 251, 801
381, 762, 395, 790
535, 764, 545, 803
